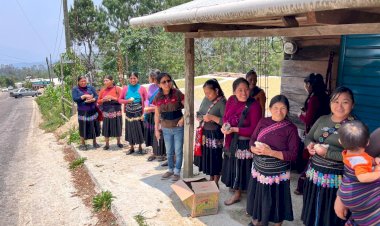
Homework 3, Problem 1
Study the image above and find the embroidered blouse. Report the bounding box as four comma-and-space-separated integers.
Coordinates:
144, 83, 159, 107
249, 117, 300, 162
305, 114, 345, 161
72, 85, 98, 111
197, 96, 226, 127
153, 88, 184, 128
223, 95, 262, 149
97, 86, 122, 105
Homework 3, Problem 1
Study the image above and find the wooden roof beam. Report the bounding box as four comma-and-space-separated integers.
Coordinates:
282, 16, 299, 27
184, 23, 380, 38
307, 9, 380, 25
164, 23, 279, 32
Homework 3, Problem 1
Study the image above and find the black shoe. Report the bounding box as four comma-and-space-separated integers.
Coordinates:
137, 148, 146, 155
161, 161, 168, 167
126, 149, 134, 155
93, 143, 101, 149
79, 144, 88, 151
103, 145, 109, 150
117, 143, 123, 148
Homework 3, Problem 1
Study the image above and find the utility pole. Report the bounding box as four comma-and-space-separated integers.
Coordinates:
63, 0, 71, 52
46, 57, 51, 83
49, 54, 53, 83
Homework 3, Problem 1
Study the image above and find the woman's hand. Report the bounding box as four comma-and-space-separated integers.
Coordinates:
315, 144, 328, 157
334, 196, 348, 220
203, 114, 213, 122
177, 117, 184, 127
155, 130, 161, 141
85, 98, 95, 103
104, 95, 114, 101
307, 142, 316, 156
251, 143, 272, 156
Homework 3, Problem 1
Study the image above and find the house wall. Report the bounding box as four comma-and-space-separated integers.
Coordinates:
280, 36, 341, 129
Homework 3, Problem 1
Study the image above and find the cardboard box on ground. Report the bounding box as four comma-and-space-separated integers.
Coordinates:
171, 177, 219, 217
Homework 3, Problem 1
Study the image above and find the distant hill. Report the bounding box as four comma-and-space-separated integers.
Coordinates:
11, 62, 46, 69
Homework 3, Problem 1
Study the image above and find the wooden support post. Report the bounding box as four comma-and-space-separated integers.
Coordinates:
60, 56, 66, 117
183, 38, 195, 178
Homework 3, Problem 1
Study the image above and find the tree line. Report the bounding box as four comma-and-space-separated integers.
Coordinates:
68, 0, 283, 84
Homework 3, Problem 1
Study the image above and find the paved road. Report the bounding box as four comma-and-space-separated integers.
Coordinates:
0, 93, 34, 225
0, 92, 95, 225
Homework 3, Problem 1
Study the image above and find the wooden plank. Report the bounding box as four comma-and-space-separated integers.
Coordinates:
282, 16, 299, 27
185, 23, 380, 38
183, 38, 195, 178
281, 60, 330, 77
310, 9, 380, 25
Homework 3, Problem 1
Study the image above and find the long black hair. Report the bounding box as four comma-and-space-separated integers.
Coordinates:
303, 73, 330, 114
157, 72, 179, 98
149, 69, 160, 84
330, 86, 355, 104
203, 78, 225, 98
232, 77, 249, 92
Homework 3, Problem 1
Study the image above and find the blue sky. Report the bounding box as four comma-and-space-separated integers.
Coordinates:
0, 0, 101, 66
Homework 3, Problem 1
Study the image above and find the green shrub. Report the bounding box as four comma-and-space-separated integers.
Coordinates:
68, 127, 80, 144
93, 191, 116, 212
69, 157, 87, 170
134, 211, 148, 226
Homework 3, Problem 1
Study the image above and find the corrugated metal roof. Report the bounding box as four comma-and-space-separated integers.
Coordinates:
130, 0, 380, 28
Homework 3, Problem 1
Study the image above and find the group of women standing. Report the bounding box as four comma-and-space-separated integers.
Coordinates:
195, 71, 379, 226
73, 68, 379, 225
71, 71, 165, 156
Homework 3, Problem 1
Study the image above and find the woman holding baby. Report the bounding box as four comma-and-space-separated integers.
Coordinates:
301, 86, 355, 226
246, 95, 300, 226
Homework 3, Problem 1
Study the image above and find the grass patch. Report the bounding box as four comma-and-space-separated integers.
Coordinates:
68, 127, 80, 144
35, 85, 71, 132
69, 157, 87, 170
93, 191, 116, 212
134, 211, 148, 226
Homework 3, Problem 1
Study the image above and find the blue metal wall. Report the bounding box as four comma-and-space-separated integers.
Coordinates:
338, 34, 380, 132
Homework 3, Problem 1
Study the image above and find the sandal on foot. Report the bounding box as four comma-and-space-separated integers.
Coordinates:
117, 143, 123, 148
147, 155, 156, 161
157, 156, 165, 162
161, 161, 168, 167
224, 198, 240, 206
126, 149, 134, 155
93, 143, 101, 149
79, 145, 87, 151
103, 145, 110, 150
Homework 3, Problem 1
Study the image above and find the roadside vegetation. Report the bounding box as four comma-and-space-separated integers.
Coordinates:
35, 85, 72, 132
69, 157, 87, 170
134, 212, 148, 226
93, 191, 116, 212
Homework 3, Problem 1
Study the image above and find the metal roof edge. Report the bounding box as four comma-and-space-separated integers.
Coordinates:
130, 0, 380, 28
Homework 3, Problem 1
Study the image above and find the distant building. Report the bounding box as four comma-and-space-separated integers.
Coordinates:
30, 78, 51, 89
15, 82, 23, 88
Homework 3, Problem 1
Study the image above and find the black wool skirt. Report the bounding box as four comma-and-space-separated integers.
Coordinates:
301, 163, 346, 226
102, 105, 122, 138
78, 109, 101, 140
152, 129, 166, 156
194, 128, 224, 176
221, 139, 252, 190
246, 169, 293, 224
144, 112, 155, 147
125, 103, 144, 145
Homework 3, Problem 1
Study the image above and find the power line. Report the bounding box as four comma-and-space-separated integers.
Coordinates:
56, 26, 64, 60
15, 0, 50, 53
53, 0, 63, 58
